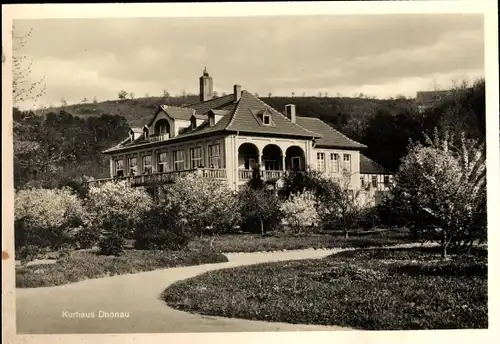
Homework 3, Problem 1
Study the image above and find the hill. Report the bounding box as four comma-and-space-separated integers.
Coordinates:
35, 95, 417, 130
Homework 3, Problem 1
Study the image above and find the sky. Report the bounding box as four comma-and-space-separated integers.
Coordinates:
12, 14, 484, 109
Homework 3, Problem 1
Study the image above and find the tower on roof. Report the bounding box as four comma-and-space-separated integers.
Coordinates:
200, 67, 213, 101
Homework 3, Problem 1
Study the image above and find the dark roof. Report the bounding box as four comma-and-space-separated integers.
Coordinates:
184, 94, 236, 115
295, 116, 366, 149
105, 91, 368, 154
416, 90, 453, 104
360, 154, 392, 174
225, 91, 319, 138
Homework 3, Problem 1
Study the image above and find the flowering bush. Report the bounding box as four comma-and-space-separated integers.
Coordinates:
391, 130, 486, 258
162, 173, 240, 237
280, 190, 319, 234
85, 181, 154, 237
14, 187, 86, 250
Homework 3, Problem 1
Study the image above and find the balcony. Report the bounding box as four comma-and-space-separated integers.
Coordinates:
87, 168, 227, 188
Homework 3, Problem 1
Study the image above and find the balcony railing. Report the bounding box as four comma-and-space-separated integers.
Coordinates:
238, 169, 284, 181
87, 168, 227, 187
147, 133, 170, 143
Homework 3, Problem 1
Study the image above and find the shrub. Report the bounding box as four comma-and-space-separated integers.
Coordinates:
14, 187, 86, 250
162, 173, 240, 237
134, 207, 191, 250
279, 168, 329, 199
74, 227, 100, 249
98, 234, 124, 256
280, 190, 319, 234
16, 245, 41, 265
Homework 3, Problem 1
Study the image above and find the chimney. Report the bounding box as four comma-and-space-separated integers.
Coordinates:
234, 84, 242, 101
284, 104, 296, 123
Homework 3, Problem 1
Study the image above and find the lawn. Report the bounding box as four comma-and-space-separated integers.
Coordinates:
163, 246, 487, 330
188, 228, 415, 253
16, 248, 228, 288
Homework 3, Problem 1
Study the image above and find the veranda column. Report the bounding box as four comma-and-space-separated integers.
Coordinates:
109, 157, 114, 178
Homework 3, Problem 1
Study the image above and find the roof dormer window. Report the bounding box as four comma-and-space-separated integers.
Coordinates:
143, 126, 149, 139
263, 114, 271, 125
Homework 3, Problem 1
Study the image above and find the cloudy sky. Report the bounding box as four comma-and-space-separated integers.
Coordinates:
13, 14, 484, 109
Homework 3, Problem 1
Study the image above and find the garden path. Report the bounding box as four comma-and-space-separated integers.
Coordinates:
16, 243, 424, 334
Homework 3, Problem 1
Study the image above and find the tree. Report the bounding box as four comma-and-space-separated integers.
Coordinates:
391, 129, 486, 258
213, 91, 219, 98
254, 92, 259, 97
12, 27, 46, 107
162, 173, 240, 243
92, 96, 98, 104
268, 92, 272, 98
117, 90, 128, 100
238, 187, 282, 235
162, 90, 170, 98
291, 92, 295, 98
280, 191, 319, 234
60, 98, 67, 106
129, 92, 135, 100
81, 97, 88, 104
144, 93, 149, 98
221, 92, 227, 97
317, 169, 364, 238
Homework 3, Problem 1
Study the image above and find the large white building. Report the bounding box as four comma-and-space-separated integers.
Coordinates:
91, 68, 393, 200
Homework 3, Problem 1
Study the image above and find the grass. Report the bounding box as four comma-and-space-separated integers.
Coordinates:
188, 229, 415, 253
16, 248, 228, 288
163, 246, 487, 330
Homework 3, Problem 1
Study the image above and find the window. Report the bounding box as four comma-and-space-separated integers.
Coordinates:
263, 114, 271, 125
264, 158, 279, 171
128, 157, 137, 176
317, 152, 325, 171
372, 175, 378, 188
208, 144, 221, 168
115, 159, 124, 177
244, 156, 256, 170
190, 147, 203, 168
360, 176, 365, 188
291, 156, 301, 170
143, 155, 152, 174
343, 154, 351, 172
330, 153, 339, 172
158, 152, 168, 173
173, 150, 184, 171
384, 175, 390, 187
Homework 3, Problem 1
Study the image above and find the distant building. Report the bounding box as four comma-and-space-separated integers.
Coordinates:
415, 89, 454, 112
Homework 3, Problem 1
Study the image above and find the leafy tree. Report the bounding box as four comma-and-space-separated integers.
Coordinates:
280, 168, 329, 200
238, 187, 283, 235
391, 130, 486, 258
14, 187, 86, 251
117, 90, 128, 100
162, 173, 240, 242
129, 92, 135, 100
60, 98, 67, 106
280, 191, 319, 234
162, 90, 170, 98
317, 169, 364, 238
92, 96, 98, 103
81, 97, 88, 104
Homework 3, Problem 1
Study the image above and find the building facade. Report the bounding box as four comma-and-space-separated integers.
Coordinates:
91, 69, 393, 198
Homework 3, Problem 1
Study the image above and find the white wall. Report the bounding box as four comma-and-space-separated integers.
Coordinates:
311, 147, 361, 190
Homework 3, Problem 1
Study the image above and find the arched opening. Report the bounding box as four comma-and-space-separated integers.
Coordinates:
285, 146, 305, 171
154, 119, 170, 136
262, 144, 283, 171
238, 143, 259, 181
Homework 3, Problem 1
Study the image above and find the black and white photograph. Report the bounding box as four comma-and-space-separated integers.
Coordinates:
2, 1, 498, 341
